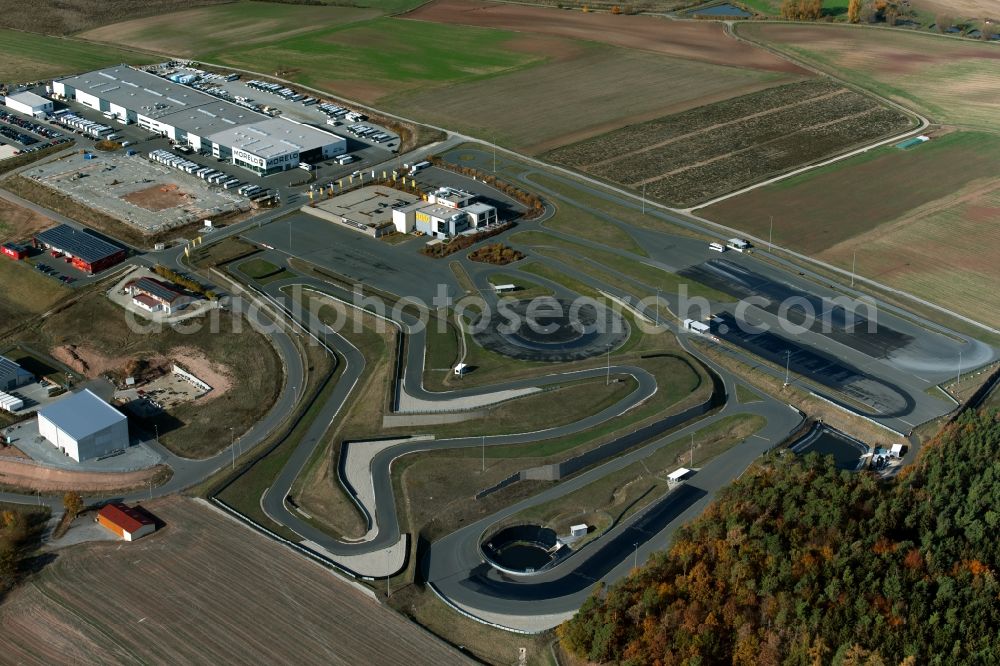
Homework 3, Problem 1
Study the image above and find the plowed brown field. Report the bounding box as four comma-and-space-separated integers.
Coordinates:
0, 496, 469, 665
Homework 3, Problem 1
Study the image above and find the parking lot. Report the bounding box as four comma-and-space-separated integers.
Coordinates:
0, 107, 72, 154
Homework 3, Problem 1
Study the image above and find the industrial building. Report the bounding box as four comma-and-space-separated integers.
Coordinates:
0, 356, 33, 392
96, 502, 157, 541
51, 66, 345, 175
391, 188, 500, 239
34, 224, 126, 274
4, 90, 53, 118
302, 185, 415, 238
428, 186, 477, 210
124, 276, 188, 314
207, 117, 346, 175
1, 242, 28, 260
37, 389, 129, 462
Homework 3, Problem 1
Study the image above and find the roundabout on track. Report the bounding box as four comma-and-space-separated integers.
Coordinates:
471, 297, 630, 362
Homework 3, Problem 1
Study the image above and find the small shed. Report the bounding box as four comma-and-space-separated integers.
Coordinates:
570, 524, 588, 537
96, 502, 157, 541
890, 443, 905, 458
668, 467, 692, 482
454, 363, 469, 376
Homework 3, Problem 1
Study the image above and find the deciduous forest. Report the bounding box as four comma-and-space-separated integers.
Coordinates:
561, 409, 1000, 664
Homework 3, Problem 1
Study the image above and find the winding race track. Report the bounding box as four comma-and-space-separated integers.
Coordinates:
0, 137, 991, 634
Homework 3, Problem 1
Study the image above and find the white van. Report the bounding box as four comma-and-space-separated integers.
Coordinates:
708, 242, 726, 253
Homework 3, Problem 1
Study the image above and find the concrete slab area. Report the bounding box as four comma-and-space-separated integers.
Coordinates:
302, 536, 408, 579
341, 435, 435, 541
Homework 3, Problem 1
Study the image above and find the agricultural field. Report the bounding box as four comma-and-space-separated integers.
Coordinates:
404, 0, 806, 73
546, 79, 914, 207
79, 0, 809, 152
701, 130, 1000, 328
0, 496, 466, 665
0, 0, 228, 35
0, 29, 155, 83
389, 42, 798, 153
79, 2, 381, 58
739, 23, 1000, 132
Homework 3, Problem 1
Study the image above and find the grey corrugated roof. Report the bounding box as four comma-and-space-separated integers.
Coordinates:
131, 277, 182, 303
0, 356, 32, 383
35, 224, 123, 264
38, 389, 126, 440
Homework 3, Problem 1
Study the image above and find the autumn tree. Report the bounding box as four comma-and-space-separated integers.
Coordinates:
848, 0, 862, 22
63, 492, 83, 518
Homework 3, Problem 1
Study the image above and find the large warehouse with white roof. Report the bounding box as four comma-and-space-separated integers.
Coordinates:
38, 389, 129, 462
51, 65, 345, 175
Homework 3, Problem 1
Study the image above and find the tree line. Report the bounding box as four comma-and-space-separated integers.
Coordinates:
560, 408, 1000, 664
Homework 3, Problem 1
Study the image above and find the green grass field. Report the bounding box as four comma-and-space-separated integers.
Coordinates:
0, 260, 70, 331
212, 17, 543, 102
82, 4, 544, 104
0, 29, 155, 81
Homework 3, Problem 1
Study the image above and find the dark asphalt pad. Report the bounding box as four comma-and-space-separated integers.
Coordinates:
471, 297, 630, 362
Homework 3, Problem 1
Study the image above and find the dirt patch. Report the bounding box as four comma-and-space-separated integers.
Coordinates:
0, 459, 166, 493
50, 345, 123, 378
405, 0, 808, 74
52, 343, 233, 402
169, 346, 234, 401
0, 196, 56, 244
120, 183, 195, 212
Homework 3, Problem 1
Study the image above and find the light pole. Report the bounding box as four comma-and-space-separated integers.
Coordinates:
957, 349, 963, 387
154, 424, 159, 445
386, 549, 391, 597
606, 344, 611, 385
481, 435, 485, 472
493, 135, 497, 173
641, 182, 646, 215
851, 250, 857, 288
230, 427, 236, 470
633, 542, 639, 569
784, 350, 791, 387
654, 287, 661, 328
769, 215, 774, 252
690, 432, 695, 467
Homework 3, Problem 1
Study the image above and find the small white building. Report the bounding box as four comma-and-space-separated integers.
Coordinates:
37, 389, 129, 462
464, 202, 498, 229
570, 524, 588, 537
4, 91, 53, 118
668, 467, 691, 482
428, 186, 476, 210
683, 319, 711, 335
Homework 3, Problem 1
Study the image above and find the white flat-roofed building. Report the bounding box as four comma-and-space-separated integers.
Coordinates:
51, 66, 345, 173
37, 389, 129, 462
4, 91, 53, 118
208, 117, 346, 175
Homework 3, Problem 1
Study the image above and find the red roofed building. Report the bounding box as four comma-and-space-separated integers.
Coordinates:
96, 502, 158, 541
